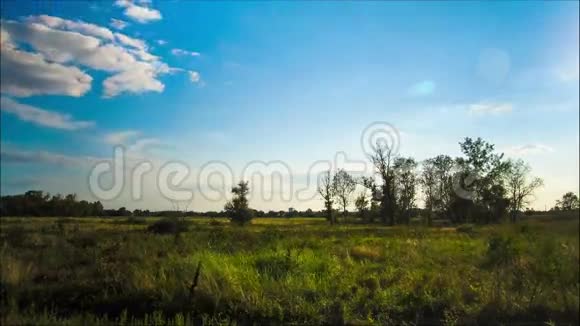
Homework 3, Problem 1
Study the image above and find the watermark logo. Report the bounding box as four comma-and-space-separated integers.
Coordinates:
87, 121, 478, 205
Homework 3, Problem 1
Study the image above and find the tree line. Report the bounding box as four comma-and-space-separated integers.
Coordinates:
313, 137, 577, 226
2, 137, 578, 221
0, 190, 326, 218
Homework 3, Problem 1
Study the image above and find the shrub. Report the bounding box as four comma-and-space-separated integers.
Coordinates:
147, 218, 189, 234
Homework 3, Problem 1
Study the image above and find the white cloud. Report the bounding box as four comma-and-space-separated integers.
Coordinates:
114, 32, 146, 51
156, 39, 167, 46
115, 0, 162, 23
468, 103, 513, 115
27, 15, 114, 40
103, 61, 165, 97
171, 48, 200, 57
110, 18, 129, 30
188, 71, 200, 83
1, 16, 180, 98
0, 34, 92, 97
104, 130, 141, 145
505, 144, 555, 156
408, 80, 436, 97
0, 97, 94, 130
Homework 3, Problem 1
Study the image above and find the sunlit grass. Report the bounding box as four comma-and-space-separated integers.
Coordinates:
0, 215, 578, 324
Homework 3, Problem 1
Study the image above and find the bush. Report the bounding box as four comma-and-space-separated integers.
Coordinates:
147, 218, 189, 234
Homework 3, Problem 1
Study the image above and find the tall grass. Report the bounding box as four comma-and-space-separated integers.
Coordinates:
0, 217, 578, 324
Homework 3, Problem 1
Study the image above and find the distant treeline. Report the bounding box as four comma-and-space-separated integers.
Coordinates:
0, 191, 104, 217
0, 190, 342, 218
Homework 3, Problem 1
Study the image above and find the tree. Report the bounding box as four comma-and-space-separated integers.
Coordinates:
354, 192, 369, 221
420, 159, 437, 226
393, 157, 417, 224
318, 170, 336, 225
455, 137, 510, 223
555, 192, 580, 211
370, 142, 397, 225
224, 180, 254, 225
333, 169, 356, 216
432, 155, 455, 216
360, 176, 380, 222
505, 159, 543, 223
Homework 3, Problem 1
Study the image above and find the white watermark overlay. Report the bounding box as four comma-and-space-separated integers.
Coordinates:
88, 121, 477, 205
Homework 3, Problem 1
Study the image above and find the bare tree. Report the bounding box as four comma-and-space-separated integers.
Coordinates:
318, 170, 336, 225
505, 159, 543, 222
370, 143, 397, 225
333, 169, 356, 217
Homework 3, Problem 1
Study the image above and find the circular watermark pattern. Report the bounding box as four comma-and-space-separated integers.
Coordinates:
360, 121, 400, 157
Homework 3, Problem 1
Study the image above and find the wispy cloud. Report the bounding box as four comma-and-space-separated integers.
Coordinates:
128, 138, 164, 153
1, 148, 97, 166
188, 71, 201, 83
171, 48, 200, 57
114, 0, 162, 24
504, 144, 554, 156
1, 97, 95, 130
468, 102, 513, 115
109, 18, 129, 30
104, 130, 141, 145
408, 80, 436, 97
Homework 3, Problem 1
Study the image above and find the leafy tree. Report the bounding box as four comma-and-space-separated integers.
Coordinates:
393, 157, 417, 224
360, 176, 381, 222
224, 180, 254, 225
505, 159, 543, 222
432, 155, 455, 216
555, 192, 580, 211
354, 192, 369, 220
455, 137, 510, 223
333, 169, 356, 216
420, 159, 437, 226
318, 170, 336, 225
370, 142, 397, 225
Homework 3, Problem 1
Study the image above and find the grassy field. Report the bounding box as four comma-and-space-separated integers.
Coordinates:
0, 216, 578, 325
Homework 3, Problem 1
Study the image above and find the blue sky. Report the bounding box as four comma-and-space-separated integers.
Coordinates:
1, 1, 578, 211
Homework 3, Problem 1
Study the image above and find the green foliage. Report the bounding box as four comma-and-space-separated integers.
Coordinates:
555, 192, 580, 211
224, 181, 254, 225
333, 169, 357, 216
0, 216, 578, 324
0, 191, 104, 217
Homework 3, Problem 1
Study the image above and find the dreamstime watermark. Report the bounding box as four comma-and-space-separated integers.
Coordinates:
88, 121, 477, 205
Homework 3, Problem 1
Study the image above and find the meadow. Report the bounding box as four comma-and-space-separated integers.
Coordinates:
0, 215, 578, 325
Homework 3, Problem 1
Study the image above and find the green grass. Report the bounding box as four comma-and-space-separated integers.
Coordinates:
1, 216, 578, 325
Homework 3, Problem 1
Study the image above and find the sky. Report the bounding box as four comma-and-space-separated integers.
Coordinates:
1, 0, 578, 212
